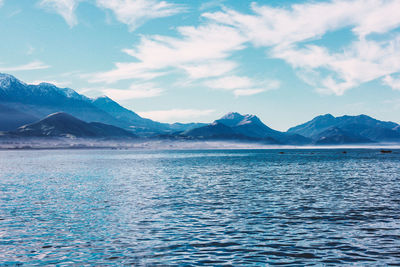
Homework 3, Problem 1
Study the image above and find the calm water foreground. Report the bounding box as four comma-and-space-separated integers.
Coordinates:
1, 149, 400, 265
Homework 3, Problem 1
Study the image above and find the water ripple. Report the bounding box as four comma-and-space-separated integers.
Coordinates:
0, 149, 400, 265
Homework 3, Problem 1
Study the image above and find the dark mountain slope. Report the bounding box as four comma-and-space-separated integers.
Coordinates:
182, 122, 249, 140
0, 103, 39, 131
15, 112, 137, 138
314, 127, 373, 145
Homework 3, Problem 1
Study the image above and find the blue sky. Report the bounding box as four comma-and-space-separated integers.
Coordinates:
0, 0, 400, 130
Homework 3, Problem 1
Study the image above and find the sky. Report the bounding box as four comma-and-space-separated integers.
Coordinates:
0, 0, 400, 131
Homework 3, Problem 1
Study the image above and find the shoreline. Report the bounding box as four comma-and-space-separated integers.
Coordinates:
1, 139, 400, 151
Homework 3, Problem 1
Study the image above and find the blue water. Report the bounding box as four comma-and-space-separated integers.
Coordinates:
1, 149, 400, 265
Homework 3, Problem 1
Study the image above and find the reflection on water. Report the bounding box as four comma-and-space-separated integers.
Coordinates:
1, 149, 400, 265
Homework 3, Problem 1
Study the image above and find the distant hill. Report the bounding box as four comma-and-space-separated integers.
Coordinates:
13, 112, 137, 138
313, 127, 372, 145
288, 114, 400, 143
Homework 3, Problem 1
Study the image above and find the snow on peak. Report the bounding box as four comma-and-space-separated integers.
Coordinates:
0, 73, 25, 88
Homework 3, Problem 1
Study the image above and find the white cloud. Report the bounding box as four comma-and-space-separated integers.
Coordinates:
203, 0, 400, 94
233, 89, 265, 97
39, 0, 80, 27
272, 36, 400, 95
383, 75, 400, 91
181, 60, 237, 79
204, 0, 400, 46
0, 61, 50, 72
102, 88, 162, 100
90, 23, 246, 83
29, 80, 71, 87
205, 75, 280, 96
99, 83, 163, 100
96, 0, 184, 31
90, 0, 400, 96
88, 62, 166, 83
137, 108, 215, 122
0, 0, 4, 7
205, 75, 254, 90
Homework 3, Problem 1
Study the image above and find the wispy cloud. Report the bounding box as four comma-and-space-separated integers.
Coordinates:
204, 0, 400, 46
181, 60, 237, 80
205, 75, 254, 90
272, 37, 400, 95
137, 108, 215, 122
199, 0, 226, 11
102, 86, 163, 100
84, 0, 400, 96
383, 75, 400, 91
81, 83, 163, 101
29, 79, 71, 87
96, 0, 185, 31
0, 61, 50, 72
205, 75, 280, 96
0, 0, 3, 7
89, 23, 246, 83
39, 0, 80, 27
204, 0, 400, 95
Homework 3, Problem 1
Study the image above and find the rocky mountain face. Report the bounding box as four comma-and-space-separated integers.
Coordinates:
288, 114, 400, 143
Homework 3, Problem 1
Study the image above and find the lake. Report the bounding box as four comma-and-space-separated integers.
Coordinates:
1, 149, 400, 265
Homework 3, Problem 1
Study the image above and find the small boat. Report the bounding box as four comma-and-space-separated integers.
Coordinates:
380, 150, 392, 154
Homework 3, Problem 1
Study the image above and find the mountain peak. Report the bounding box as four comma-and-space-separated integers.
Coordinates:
44, 112, 76, 120
220, 112, 245, 120
315, 114, 335, 120
37, 82, 57, 88
217, 112, 263, 127
238, 114, 262, 125
35, 112, 84, 125
94, 95, 112, 101
0, 73, 25, 88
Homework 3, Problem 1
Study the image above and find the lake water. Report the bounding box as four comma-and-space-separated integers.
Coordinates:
1, 149, 400, 265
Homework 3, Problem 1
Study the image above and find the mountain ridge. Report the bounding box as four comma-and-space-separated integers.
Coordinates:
0, 73, 202, 135
1, 73, 400, 145
288, 113, 400, 143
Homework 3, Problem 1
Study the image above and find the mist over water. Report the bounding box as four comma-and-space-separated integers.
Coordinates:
1, 149, 400, 265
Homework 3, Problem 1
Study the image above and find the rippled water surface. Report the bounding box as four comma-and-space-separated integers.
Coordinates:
1, 149, 400, 265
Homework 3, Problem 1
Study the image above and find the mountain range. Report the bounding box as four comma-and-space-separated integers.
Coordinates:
0, 73, 202, 136
287, 114, 400, 144
1, 73, 399, 145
